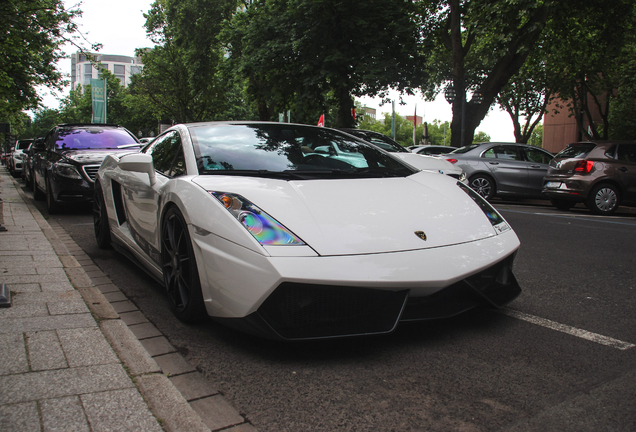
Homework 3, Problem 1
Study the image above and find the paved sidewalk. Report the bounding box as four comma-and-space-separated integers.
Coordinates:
0, 169, 255, 432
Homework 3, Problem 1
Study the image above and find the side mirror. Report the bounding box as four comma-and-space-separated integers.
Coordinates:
119, 153, 156, 186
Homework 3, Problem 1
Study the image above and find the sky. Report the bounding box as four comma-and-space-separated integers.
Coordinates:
38, 0, 516, 141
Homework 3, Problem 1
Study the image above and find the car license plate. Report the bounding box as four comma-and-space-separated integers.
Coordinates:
546, 181, 562, 188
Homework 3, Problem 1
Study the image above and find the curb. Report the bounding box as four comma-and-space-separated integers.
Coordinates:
10, 174, 256, 432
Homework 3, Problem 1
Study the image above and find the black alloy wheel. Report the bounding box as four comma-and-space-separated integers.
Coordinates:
469, 174, 495, 200
93, 180, 111, 249
161, 207, 206, 322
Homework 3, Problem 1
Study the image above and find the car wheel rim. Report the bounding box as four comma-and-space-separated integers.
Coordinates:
162, 213, 192, 312
595, 188, 617, 212
471, 178, 491, 198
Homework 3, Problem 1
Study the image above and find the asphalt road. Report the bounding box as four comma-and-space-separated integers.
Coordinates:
27, 187, 636, 432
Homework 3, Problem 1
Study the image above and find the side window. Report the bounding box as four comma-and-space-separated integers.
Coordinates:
616, 144, 636, 163
145, 131, 186, 177
482, 148, 496, 158
525, 148, 553, 164
496, 146, 523, 161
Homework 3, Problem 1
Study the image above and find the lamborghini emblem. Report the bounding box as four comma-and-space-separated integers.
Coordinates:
414, 231, 427, 241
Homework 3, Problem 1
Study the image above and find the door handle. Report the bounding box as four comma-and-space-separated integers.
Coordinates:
619, 167, 628, 172
530, 165, 541, 168
488, 162, 499, 165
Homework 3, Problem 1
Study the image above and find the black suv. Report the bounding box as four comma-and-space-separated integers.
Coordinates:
32, 124, 141, 213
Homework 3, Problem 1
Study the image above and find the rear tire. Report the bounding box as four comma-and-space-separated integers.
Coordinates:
586, 183, 620, 215
469, 174, 495, 200
550, 198, 574, 211
161, 207, 207, 322
93, 180, 111, 249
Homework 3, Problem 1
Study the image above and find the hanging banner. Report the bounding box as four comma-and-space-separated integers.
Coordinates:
91, 79, 107, 124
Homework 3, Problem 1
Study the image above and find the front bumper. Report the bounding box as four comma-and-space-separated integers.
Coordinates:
194, 229, 521, 340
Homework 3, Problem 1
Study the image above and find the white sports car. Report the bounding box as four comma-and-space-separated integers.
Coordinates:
94, 122, 521, 340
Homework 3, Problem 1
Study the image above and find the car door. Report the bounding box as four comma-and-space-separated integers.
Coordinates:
523, 147, 553, 195
615, 143, 636, 203
122, 130, 186, 261
33, 129, 56, 193
481, 145, 529, 194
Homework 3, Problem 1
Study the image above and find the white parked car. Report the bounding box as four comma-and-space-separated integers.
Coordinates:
94, 122, 521, 340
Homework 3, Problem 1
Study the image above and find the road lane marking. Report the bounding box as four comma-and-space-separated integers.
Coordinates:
501, 309, 635, 351
496, 208, 636, 226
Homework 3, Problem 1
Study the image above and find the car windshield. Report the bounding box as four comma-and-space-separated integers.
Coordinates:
556, 143, 596, 159
449, 144, 481, 154
189, 124, 416, 179
346, 130, 409, 153
55, 128, 138, 150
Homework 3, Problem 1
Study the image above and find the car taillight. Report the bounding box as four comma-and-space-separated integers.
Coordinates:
574, 160, 594, 174
446, 158, 458, 164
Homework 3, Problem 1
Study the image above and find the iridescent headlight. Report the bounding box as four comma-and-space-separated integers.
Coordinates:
210, 192, 305, 245
458, 182, 511, 233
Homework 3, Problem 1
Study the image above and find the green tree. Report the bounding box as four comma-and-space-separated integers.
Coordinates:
1, 0, 83, 118
545, 0, 635, 140
528, 123, 543, 148
416, 0, 559, 147
133, 0, 238, 123
472, 131, 491, 143
224, 0, 424, 127
22, 108, 61, 138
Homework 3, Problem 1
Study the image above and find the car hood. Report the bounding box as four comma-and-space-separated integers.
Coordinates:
62, 149, 139, 165
392, 153, 462, 176
192, 172, 498, 256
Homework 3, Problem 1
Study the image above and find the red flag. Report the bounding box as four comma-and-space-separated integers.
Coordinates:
317, 114, 325, 127
352, 108, 356, 120
413, 105, 417, 145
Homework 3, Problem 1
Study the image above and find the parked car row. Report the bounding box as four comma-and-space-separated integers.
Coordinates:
440, 140, 636, 215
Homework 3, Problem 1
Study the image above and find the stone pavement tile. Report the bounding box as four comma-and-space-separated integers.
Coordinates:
0, 313, 96, 334
0, 363, 134, 404
0, 302, 48, 318
64, 268, 92, 288
26, 330, 68, 371
190, 395, 246, 431
40, 281, 76, 292
96, 282, 119, 293
1, 273, 70, 284
119, 310, 148, 326
0, 401, 41, 432
169, 372, 218, 401
57, 327, 119, 367
5, 283, 41, 293
81, 388, 163, 432
47, 299, 90, 315
0, 333, 28, 375
1, 266, 38, 275
100, 320, 160, 376
11, 290, 82, 305
59, 254, 80, 268
140, 336, 176, 357
40, 395, 90, 432
102, 290, 127, 302
111, 300, 138, 314
223, 424, 259, 432
154, 352, 196, 376
128, 322, 162, 340
77, 287, 119, 320
89, 276, 113, 286
135, 374, 210, 432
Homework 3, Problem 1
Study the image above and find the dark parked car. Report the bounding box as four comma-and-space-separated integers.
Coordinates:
444, 142, 554, 199
32, 124, 141, 213
543, 141, 636, 215
21, 138, 45, 188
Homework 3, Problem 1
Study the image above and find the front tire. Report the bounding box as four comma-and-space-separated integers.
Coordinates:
46, 179, 61, 214
161, 207, 206, 322
93, 180, 111, 249
586, 183, 620, 215
469, 174, 495, 200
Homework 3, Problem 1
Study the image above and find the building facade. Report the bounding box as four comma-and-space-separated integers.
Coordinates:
70, 52, 143, 90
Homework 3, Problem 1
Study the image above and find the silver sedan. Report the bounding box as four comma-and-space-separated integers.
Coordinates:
443, 142, 554, 199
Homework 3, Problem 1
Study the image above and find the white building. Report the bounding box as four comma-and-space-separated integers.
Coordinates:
70, 52, 143, 89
